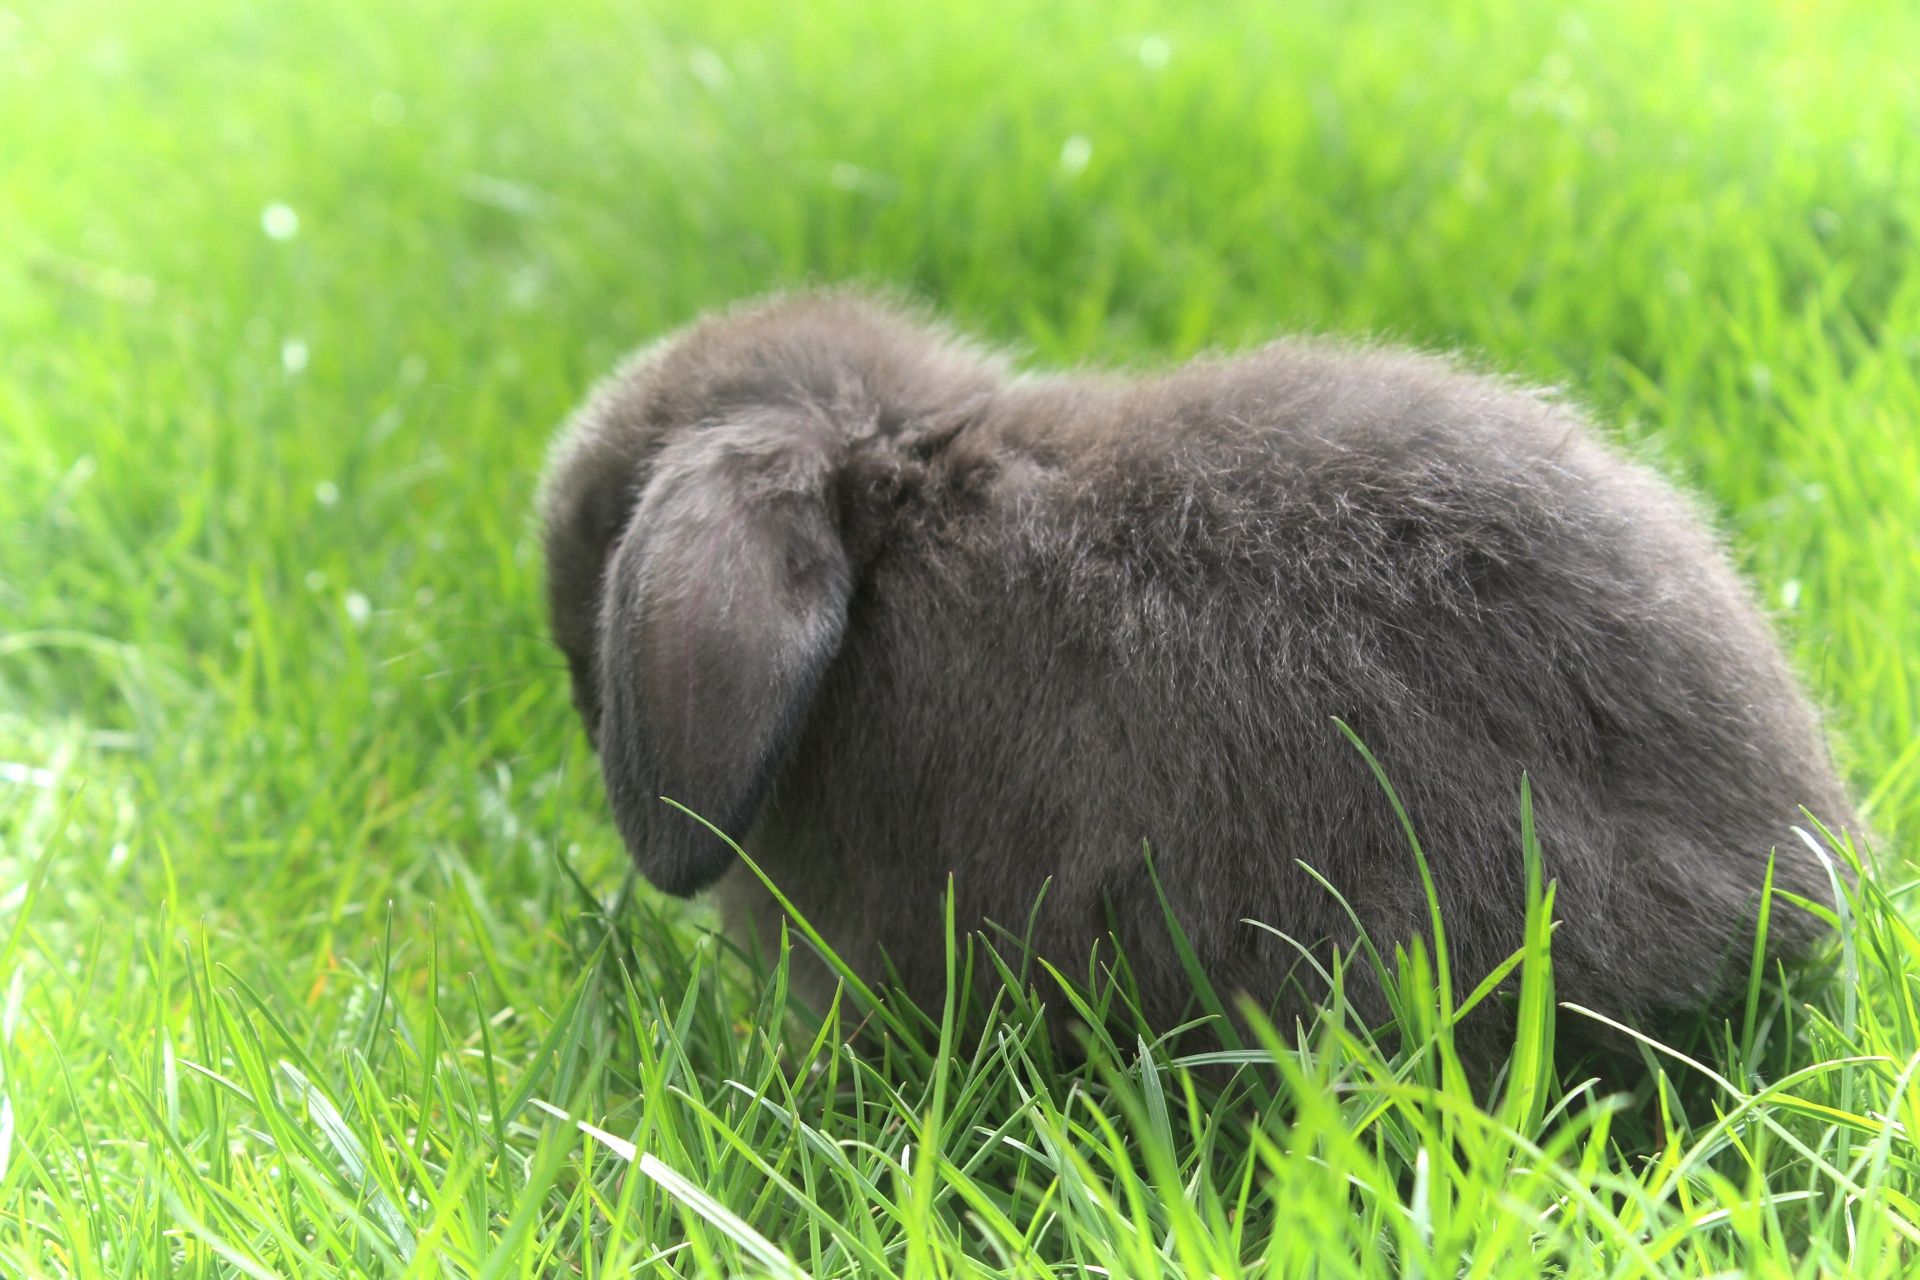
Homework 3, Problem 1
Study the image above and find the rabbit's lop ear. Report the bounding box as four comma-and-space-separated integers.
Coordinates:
595, 409, 852, 896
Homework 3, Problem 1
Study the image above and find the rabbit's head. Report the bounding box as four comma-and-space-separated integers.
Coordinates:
538, 292, 1001, 896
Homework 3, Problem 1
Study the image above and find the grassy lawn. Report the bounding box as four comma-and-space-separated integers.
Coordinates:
3, 0, 1918, 1274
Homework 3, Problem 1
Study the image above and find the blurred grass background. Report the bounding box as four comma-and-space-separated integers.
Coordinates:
2, 0, 1917, 1274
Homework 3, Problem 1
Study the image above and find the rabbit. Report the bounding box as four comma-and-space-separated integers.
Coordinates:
539, 288, 1855, 1063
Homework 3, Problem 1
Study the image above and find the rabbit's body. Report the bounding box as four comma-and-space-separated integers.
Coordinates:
541, 291, 1852, 1051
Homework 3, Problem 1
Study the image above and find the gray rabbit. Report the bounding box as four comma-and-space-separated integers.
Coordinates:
540, 289, 1853, 1057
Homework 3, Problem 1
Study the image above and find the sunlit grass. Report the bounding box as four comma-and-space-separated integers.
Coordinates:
2, 0, 1917, 1274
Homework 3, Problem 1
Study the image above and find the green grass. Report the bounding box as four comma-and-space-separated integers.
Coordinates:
3, 0, 1918, 1273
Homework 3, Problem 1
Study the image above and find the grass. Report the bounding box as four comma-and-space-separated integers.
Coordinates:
2, 0, 1918, 1273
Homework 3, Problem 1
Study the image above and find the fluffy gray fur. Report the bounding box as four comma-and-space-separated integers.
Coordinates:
539, 289, 1853, 1054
